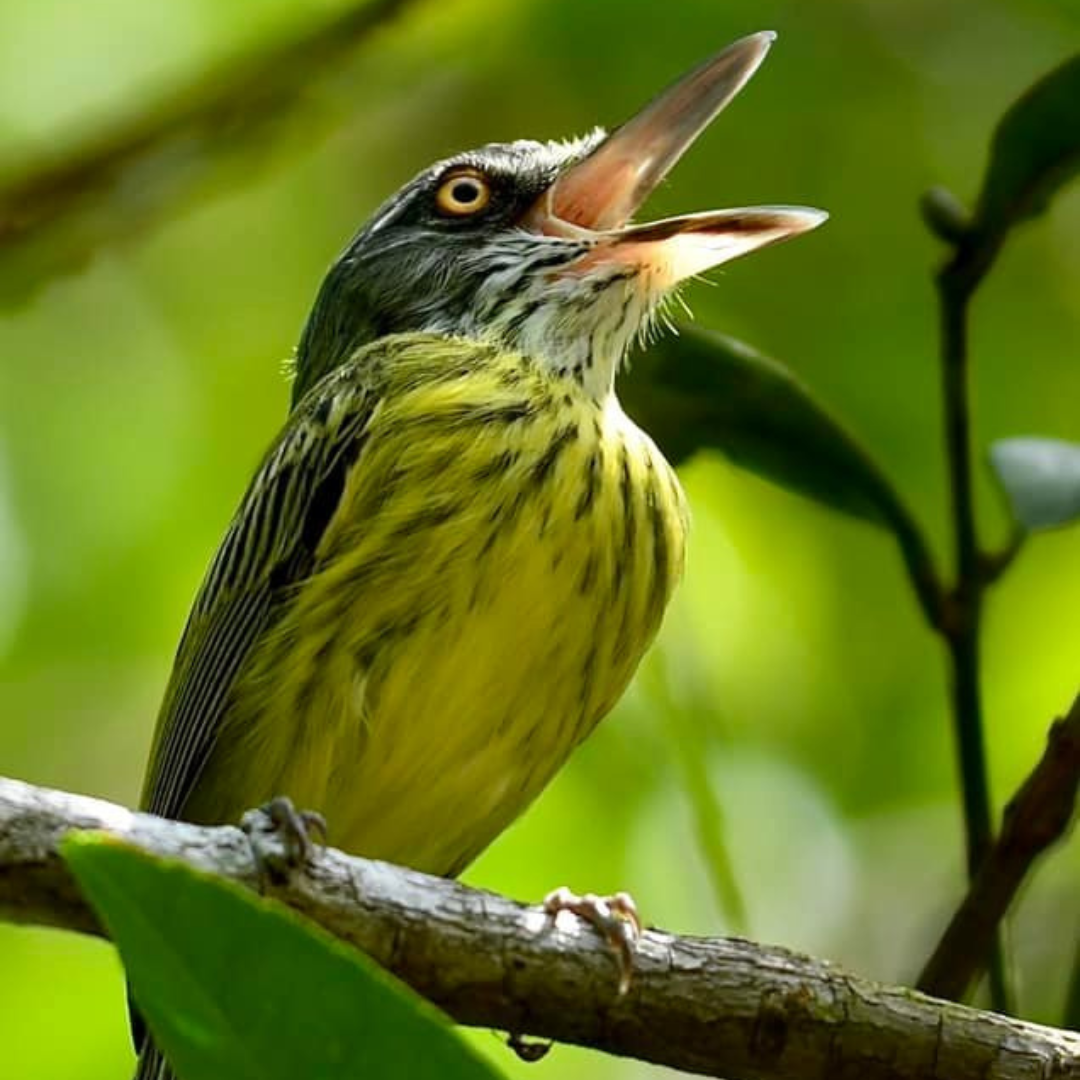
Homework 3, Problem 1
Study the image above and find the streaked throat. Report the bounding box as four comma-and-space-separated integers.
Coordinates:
477, 256, 675, 400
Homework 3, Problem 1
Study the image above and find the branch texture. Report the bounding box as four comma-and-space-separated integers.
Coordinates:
919, 694, 1080, 999
1, 776, 1077, 1080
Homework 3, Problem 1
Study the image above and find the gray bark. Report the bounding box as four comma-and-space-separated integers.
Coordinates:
1, 775, 1077, 1079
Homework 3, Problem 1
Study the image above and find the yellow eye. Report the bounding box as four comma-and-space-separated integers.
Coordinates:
435, 170, 491, 217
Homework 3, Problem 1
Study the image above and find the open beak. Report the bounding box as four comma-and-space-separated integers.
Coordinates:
525, 32, 826, 285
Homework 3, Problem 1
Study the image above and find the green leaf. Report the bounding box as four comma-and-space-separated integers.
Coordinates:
989, 437, 1080, 531
625, 326, 912, 526
974, 54, 1080, 238
623, 326, 943, 624
62, 834, 504, 1080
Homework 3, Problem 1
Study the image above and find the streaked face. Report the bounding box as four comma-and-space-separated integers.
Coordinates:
295, 33, 825, 402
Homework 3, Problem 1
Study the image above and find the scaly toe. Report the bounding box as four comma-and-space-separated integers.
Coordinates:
241, 795, 325, 887
543, 886, 641, 995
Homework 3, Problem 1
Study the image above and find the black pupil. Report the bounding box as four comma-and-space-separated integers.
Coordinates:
451, 180, 480, 205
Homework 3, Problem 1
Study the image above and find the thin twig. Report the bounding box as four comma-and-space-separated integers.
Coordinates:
979, 530, 1025, 587
0, 0, 420, 305
1, 775, 1078, 1080
932, 200, 1014, 1011
917, 694, 1080, 999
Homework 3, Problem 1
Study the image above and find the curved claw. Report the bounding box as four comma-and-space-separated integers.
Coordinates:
240, 795, 326, 887
543, 886, 642, 996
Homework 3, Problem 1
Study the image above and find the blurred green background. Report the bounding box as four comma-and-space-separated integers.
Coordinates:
1, 0, 1078, 1076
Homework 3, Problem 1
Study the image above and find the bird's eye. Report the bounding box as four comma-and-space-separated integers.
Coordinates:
435, 170, 492, 217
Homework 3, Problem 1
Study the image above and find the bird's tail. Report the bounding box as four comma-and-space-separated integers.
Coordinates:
133, 1040, 174, 1080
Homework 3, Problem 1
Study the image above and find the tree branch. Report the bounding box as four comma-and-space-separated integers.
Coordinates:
1, 776, 1077, 1080
0, 0, 419, 306
918, 694, 1080, 999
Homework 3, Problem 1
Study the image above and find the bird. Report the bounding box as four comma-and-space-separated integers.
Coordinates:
133, 30, 825, 1079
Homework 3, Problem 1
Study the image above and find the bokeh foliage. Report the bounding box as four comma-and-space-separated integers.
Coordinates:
1, 0, 1078, 1076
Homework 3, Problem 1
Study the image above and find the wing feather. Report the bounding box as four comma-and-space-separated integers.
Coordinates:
141, 369, 376, 820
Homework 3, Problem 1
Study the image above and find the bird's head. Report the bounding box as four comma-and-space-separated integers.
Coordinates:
293, 31, 826, 404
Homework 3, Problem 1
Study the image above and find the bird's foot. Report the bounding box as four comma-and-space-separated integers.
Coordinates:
240, 795, 326, 887
543, 886, 641, 996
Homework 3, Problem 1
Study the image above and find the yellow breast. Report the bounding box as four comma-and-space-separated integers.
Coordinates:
205, 343, 687, 876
